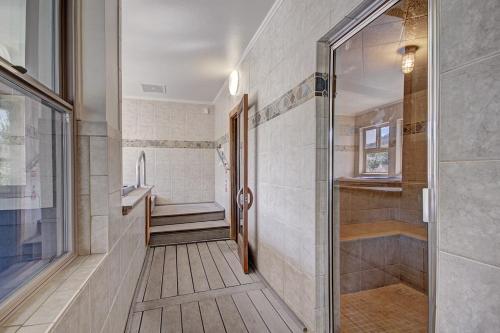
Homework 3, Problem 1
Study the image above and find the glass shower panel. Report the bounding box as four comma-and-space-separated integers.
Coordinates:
332, 0, 429, 331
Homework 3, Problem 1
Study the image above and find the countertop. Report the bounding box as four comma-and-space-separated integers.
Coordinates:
121, 186, 154, 215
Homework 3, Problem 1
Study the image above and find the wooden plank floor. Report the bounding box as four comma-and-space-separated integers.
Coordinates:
126, 240, 305, 333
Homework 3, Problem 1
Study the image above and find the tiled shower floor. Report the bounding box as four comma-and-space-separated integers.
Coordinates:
341, 283, 428, 332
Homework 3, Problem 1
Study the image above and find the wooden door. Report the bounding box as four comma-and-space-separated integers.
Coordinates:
229, 94, 252, 273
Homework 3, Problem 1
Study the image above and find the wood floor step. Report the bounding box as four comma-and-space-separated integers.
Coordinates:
149, 228, 230, 246
150, 220, 229, 233
151, 202, 225, 226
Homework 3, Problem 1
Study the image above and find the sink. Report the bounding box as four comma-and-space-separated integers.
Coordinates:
122, 185, 135, 196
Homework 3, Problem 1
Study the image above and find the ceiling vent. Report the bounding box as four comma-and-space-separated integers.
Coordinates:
141, 83, 166, 94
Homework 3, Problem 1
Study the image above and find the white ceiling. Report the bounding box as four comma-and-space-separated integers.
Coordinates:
122, 0, 275, 103
335, 12, 428, 116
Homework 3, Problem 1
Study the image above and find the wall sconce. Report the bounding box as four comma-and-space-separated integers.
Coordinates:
229, 70, 239, 96
400, 45, 418, 74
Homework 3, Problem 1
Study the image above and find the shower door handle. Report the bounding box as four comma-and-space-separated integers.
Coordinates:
422, 188, 433, 223
236, 187, 243, 209
247, 187, 254, 209
236, 187, 254, 209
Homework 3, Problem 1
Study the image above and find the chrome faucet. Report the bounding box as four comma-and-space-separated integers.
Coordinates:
135, 150, 146, 188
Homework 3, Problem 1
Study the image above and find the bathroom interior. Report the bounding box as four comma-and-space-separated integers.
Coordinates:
0, 0, 498, 332
118, 0, 431, 331
332, 0, 429, 331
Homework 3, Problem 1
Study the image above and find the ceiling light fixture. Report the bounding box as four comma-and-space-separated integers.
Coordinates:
400, 45, 418, 74
229, 70, 239, 96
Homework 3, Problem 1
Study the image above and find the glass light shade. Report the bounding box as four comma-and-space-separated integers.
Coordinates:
401, 50, 416, 74
229, 70, 239, 96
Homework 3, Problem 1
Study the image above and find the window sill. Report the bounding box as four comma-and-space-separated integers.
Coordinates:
0, 254, 105, 332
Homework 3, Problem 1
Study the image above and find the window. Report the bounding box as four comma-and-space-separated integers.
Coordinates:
0, 0, 73, 312
359, 124, 391, 175
0, 75, 72, 304
0, 0, 62, 93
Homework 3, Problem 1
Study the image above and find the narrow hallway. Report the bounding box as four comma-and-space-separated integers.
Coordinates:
126, 241, 305, 333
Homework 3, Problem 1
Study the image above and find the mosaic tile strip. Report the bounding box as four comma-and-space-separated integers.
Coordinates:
215, 72, 327, 144
249, 72, 327, 129
403, 121, 427, 135
0, 135, 25, 145
335, 145, 357, 152
122, 139, 215, 149
215, 133, 228, 147
335, 125, 356, 137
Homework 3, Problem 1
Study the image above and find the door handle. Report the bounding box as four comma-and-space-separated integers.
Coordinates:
236, 187, 254, 209
247, 187, 254, 209
236, 187, 243, 210
422, 188, 432, 223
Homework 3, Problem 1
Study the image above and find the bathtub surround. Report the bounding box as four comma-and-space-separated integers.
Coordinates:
122, 99, 215, 204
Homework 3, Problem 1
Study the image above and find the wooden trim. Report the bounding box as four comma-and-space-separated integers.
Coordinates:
228, 95, 250, 273
241, 94, 249, 273
228, 106, 238, 241
60, 0, 68, 101
146, 194, 152, 245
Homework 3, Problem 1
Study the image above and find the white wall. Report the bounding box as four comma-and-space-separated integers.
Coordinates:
122, 98, 215, 204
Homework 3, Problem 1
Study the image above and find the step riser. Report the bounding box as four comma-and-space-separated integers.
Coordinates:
150, 228, 229, 246
151, 211, 225, 226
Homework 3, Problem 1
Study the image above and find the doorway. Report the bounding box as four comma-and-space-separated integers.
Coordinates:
329, 0, 434, 331
229, 94, 252, 273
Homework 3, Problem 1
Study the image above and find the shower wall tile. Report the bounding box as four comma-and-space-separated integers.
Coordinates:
440, 54, 500, 161
438, 0, 500, 325
339, 235, 426, 294
437, 252, 500, 332
122, 99, 215, 204
123, 147, 214, 204
123, 98, 214, 142
440, 0, 500, 73
440, 160, 500, 267
89, 136, 108, 176
399, 264, 426, 292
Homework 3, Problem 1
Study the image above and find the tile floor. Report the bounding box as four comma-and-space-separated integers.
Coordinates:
341, 284, 428, 332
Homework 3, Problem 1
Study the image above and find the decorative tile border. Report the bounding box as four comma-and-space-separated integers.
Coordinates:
335, 125, 356, 137
249, 72, 327, 129
122, 139, 215, 149
403, 121, 427, 135
214, 72, 327, 146
215, 134, 228, 147
0, 135, 25, 145
334, 145, 357, 152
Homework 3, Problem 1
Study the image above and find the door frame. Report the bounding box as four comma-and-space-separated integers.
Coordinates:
320, 0, 438, 331
229, 94, 250, 273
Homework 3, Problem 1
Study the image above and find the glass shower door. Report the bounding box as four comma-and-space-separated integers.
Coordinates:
330, 0, 430, 331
